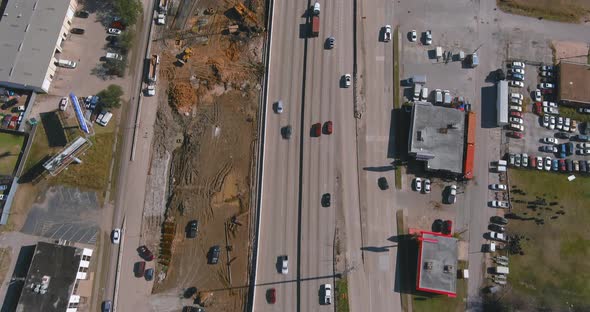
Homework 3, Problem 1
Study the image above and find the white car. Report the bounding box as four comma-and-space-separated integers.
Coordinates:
577, 149, 590, 155
510, 68, 525, 75
538, 82, 554, 89
577, 143, 590, 149
549, 116, 556, 129
425, 30, 432, 45
542, 115, 550, 128
540, 71, 553, 77
490, 184, 507, 191
542, 137, 558, 144
107, 28, 122, 35
423, 179, 431, 194
522, 153, 528, 167
275, 100, 284, 114
544, 157, 551, 171
410, 29, 417, 42
542, 101, 557, 108
540, 65, 554, 71
112, 229, 121, 244
509, 105, 522, 112
343, 74, 352, 88
511, 61, 526, 69
59, 97, 69, 111
510, 93, 523, 100
447, 185, 457, 204
384, 25, 392, 42
509, 117, 523, 124
414, 177, 422, 192
565, 118, 571, 127
543, 107, 559, 115
281, 256, 288, 274
490, 201, 509, 209
509, 81, 524, 88
578, 108, 590, 114
510, 98, 522, 105
533, 89, 542, 102
536, 156, 543, 170
509, 123, 524, 132
488, 231, 507, 242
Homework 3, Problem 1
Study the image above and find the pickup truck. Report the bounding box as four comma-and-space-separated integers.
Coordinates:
323, 284, 332, 305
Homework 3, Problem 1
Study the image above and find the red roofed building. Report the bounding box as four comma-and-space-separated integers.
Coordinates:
415, 231, 458, 297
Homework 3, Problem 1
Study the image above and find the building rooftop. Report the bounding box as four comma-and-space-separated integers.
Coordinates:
558, 61, 590, 105
0, 0, 71, 90
416, 232, 458, 296
408, 102, 466, 174
16, 242, 81, 312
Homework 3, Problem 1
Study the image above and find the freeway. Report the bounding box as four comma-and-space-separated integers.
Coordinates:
253, 0, 355, 311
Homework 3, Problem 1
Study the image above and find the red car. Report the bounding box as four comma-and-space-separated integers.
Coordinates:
530, 156, 537, 168
137, 245, 154, 261
442, 220, 453, 235
507, 132, 523, 139
559, 159, 566, 171
312, 123, 322, 137
533, 102, 542, 115
510, 111, 522, 118
267, 288, 276, 304
323, 121, 333, 135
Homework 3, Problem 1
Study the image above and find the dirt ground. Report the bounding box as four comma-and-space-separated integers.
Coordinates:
146, 0, 265, 311
551, 40, 589, 64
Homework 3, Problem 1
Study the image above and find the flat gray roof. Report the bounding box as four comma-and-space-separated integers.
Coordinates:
16, 242, 81, 312
497, 80, 508, 126
0, 0, 72, 90
408, 102, 466, 174
417, 232, 458, 295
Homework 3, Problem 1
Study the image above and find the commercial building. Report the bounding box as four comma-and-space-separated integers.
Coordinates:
558, 61, 590, 107
408, 102, 466, 176
0, 0, 78, 93
16, 242, 93, 312
496, 80, 508, 126
416, 231, 458, 297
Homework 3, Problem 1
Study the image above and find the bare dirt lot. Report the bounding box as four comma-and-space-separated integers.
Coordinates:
146, 0, 265, 310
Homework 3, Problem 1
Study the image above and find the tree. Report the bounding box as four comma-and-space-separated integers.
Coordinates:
113, 0, 143, 27
103, 59, 126, 78
118, 29, 135, 54
97, 85, 124, 108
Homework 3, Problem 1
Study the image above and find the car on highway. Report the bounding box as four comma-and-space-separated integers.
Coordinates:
111, 229, 121, 244
442, 220, 453, 235
137, 245, 154, 261
134, 261, 146, 277
447, 185, 457, 204
275, 100, 283, 113
538, 82, 554, 89
326, 36, 335, 49
378, 177, 389, 190
490, 216, 508, 225
509, 80, 524, 88
144, 268, 154, 281
102, 300, 112, 312
536, 156, 543, 170
321, 193, 331, 207
322, 284, 332, 305
533, 89, 542, 102
511, 61, 525, 69
280, 255, 288, 274
384, 25, 392, 42
208, 245, 221, 264
282, 125, 292, 139
323, 121, 333, 135
343, 74, 352, 88
414, 177, 422, 192
424, 30, 432, 45
490, 200, 509, 209
187, 220, 199, 238
488, 223, 505, 233
410, 30, 417, 42
423, 179, 431, 194
312, 123, 322, 137
544, 157, 551, 171
267, 288, 276, 304
107, 28, 122, 35
489, 184, 507, 191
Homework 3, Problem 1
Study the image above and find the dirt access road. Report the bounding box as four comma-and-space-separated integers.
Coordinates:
143, 0, 266, 311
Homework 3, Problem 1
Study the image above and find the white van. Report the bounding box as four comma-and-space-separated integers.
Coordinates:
313, 2, 320, 15
420, 87, 429, 101
106, 52, 123, 61
413, 83, 422, 101
56, 59, 77, 68
97, 112, 113, 126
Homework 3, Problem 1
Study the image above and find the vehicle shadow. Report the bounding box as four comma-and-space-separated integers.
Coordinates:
362, 165, 394, 172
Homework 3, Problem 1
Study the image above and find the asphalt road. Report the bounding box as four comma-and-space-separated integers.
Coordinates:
253, 0, 354, 311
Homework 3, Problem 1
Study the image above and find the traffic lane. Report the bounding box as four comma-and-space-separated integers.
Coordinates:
253, 0, 306, 310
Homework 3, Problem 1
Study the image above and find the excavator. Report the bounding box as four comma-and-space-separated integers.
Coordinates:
177, 48, 193, 66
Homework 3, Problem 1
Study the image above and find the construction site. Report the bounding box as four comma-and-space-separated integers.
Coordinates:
143, 0, 266, 310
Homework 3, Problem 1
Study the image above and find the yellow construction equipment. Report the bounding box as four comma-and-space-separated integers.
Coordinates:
177, 48, 193, 65
233, 2, 258, 26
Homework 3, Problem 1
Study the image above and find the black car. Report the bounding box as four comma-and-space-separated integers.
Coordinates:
321, 193, 331, 207
442, 220, 453, 235
326, 36, 335, 49
137, 245, 154, 261
566, 159, 573, 172
187, 220, 199, 238
432, 219, 444, 233
488, 223, 505, 233
144, 268, 154, 281
208, 245, 220, 264
580, 160, 588, 173
555, 132, 570, 139
490, 216, 508, 225
377, 177, 389, 190
281, 125, 292, 139
71, 28, 85, 35
75, 10, 89, 18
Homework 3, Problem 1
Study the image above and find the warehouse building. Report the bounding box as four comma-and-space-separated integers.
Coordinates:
0, 0, 78, 93
558, 61, 590, 107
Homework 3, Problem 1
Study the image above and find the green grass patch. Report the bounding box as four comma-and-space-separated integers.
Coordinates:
0, 132, 25, 175
412, 261, 468, 312
496, 0, 590, 23
336, 277, 350, 312
506, 169, 590, 309
393, 25, 400, 109
557, 106, 590, 124
395, 169, 402, 190
23, 125, 59, 173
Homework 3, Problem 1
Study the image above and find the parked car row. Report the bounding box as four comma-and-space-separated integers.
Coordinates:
408, 29, 433, 45
412, 177, 431, 193
508, 152, 590, 173
507, 61, 526, 88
